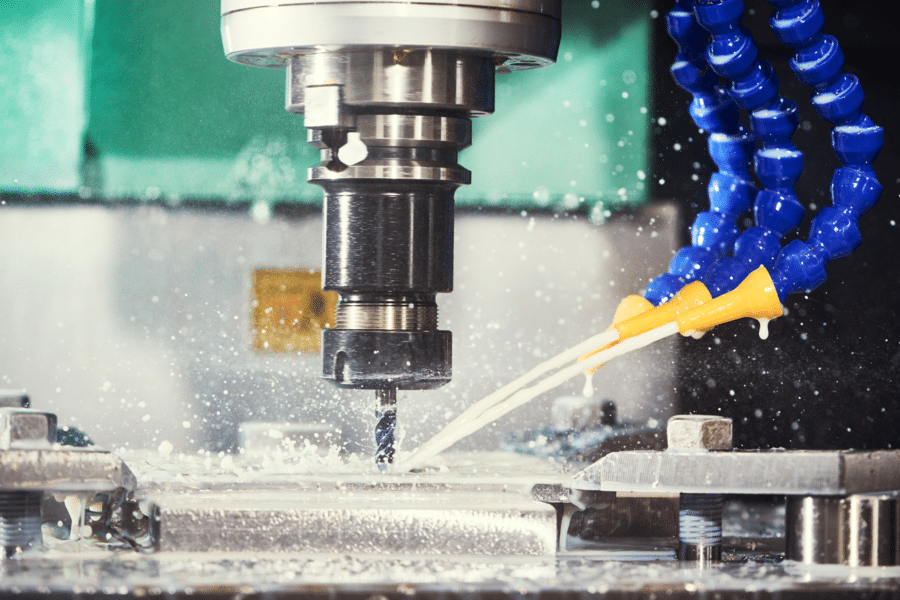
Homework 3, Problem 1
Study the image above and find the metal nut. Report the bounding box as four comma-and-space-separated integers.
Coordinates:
0, 408, 57, 450
666, 415, 732, 450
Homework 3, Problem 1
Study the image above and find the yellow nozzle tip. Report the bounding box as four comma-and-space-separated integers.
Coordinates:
613, 281, 713, 341
579, 295, 654, 374
612, 295, 655, 324
676, 266, 784, 335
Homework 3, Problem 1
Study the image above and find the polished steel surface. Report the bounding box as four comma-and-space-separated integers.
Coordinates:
575, 450, 900, 495
321, 189, 454, 293
335, 302, 438, 331
288, 51, 495, 117
0, 448, 135, 493
348, 114, 472, 149
309, 155, 471, 185
787, 494, 900, 566
221, 0, 561, 70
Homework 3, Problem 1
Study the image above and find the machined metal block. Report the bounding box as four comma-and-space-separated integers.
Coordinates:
156, 490, 558, 556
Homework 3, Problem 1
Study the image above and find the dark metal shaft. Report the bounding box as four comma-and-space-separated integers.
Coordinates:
375, 388, 397, 467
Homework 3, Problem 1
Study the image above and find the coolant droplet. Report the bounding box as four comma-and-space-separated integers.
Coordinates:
758, 318, 771, 340
582, 373, 594, 398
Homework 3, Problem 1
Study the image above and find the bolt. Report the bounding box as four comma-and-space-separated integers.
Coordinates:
667, 414, 732, 451
0, 408, 57, 450
0, 491, 42, 558
667, 415, 732, 564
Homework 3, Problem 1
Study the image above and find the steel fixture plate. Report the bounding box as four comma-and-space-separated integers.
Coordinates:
573, 450, 900, 495
0, 448, 136, 492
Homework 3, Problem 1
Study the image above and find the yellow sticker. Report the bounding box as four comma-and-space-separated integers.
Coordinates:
251, 269, 338, 354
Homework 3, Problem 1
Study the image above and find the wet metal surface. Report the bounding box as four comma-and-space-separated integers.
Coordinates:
575, 450, 900, 495
0, 448, 135, 492
2, 553, 900, 598
157, 490, 558, 556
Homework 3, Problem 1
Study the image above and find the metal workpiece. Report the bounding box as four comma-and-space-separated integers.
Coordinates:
132, 451, 568, 556
787, 494, 900, 566
666, 415, 732, 451
0, 448, 136, 493
221, 0, 561, 71
0, 408, 57, 449
156, 489, 557, 556
573, 449, 900, 495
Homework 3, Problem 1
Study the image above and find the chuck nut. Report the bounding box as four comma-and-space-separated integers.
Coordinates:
667, 415, 732, 450
0, 408, 57, 450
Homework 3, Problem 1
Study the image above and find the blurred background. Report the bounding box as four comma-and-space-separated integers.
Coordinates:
1, 0, 897, 456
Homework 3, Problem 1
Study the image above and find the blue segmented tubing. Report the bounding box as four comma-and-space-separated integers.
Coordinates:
765, 0, 883, 301
648, 0, 882, 308
645, 0, 758, 306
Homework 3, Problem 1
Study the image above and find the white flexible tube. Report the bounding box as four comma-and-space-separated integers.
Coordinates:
398, 328, 620, 469
398, 322, 679, 471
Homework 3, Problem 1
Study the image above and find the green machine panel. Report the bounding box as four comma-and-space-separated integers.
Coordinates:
2, 1, 649, 212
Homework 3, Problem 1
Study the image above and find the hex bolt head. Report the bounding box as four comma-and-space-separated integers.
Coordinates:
667, 415, 732, 450
0, 408, 58, 450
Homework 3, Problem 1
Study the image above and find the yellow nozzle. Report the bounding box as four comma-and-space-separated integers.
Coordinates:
579, 294, 652, 374
579, 281, 713, 374
676, 266, 783, 334
613, 281, 712, 341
